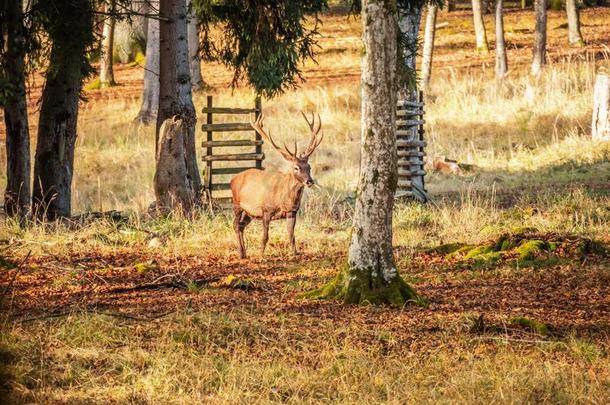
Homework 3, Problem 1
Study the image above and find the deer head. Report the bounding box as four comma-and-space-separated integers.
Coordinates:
250, 112, 324, 188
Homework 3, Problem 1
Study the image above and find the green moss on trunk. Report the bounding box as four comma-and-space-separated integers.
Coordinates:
302, 263, 426, 307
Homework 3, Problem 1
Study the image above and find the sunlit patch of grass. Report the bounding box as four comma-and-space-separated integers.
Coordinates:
1, 311, 609, 403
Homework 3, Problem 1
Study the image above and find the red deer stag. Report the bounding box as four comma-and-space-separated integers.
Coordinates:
230, 112, 324, 259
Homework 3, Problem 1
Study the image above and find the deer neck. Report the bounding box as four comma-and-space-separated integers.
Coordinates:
283, 172, 305, 213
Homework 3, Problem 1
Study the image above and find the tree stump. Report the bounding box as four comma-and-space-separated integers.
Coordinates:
154, 116, 195, 214
592, 73, 610, 141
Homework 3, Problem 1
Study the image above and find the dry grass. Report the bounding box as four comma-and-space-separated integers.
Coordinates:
1, 6, 610, 404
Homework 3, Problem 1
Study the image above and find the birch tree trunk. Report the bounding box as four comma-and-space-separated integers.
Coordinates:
472, 0, 489, 53
566, 0, 584, 47
421, 4, 438, 91
100, 0, 116, 88
135, 0, 160, 125
531, 0, 547, 76
306, 0, 420, 306
156, 0, 201, 201
495, 0, 508, 80
187, 0, 204, 91
32, 0, 91, 220
2, 0, 31, 218
592, 73, 610, 141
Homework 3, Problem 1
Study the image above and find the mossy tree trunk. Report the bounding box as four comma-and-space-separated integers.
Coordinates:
157, 0, 201, 200
566, 0, 584, 47
495, 0, 508, 81
531, 0, 547, 76
100, 0, 116, 88
421, 4, 438, 91
32, 0, 92, 220
135, 0, 160, 125
306, 0, 420, 306
472, 0, 489, 53
2, 0, 31, 218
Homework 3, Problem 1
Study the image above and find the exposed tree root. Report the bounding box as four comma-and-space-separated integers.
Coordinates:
303, 264, 427, 307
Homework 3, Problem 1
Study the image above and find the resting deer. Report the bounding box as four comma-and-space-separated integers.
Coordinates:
230, 112, 324, 259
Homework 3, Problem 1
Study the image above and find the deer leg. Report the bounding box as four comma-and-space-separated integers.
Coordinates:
261, 212, 271, 256
233, 207, 250, 259
286, 213, 298, 256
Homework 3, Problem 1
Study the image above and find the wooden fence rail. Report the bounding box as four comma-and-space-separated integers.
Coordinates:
202, 96, 263, 203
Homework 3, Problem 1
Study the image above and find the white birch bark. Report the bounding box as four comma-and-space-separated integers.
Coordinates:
421, 4, 438, 90
592, 73, 610, 141
566, 0, 584, 47
472, 0, 489, 53
495, 0, 508, 80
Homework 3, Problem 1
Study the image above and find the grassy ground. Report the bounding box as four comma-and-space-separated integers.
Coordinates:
1, 5, 610, 404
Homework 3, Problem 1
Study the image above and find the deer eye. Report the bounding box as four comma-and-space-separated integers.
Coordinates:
294, 166, 300, 172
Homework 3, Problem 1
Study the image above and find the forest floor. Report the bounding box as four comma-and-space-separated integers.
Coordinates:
1, 5, 610, 404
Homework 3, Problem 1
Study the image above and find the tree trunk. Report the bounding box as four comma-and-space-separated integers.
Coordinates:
397, 2, 422, 94
32, 0, 91, 220
154, 116, 195, 213
2, 0, 31, 218
472, 0, 489, 53
592, 73, 610, 141
421, 4, 438, 91
495, 0, 508, 80
187, 0, 204, 91
531, 0, 547, 76
566, 0, 584, 47
305, 0, 421, 306
135, 0, 160, 125
100, 0, 116, 88
157, 0, 201, 201
113, 3, 146, 63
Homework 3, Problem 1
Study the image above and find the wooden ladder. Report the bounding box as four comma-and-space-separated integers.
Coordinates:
201, 96, 263, 204
396, 91, 428, 202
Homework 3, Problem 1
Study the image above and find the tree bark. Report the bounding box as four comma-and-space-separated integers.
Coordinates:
531, 0, 547, 76
100, 0, 116, 88
421, 4, 438, 91
135, 0, 160, 125
2, 0, 31, 218
495, 0, 508, 81
187, 0, 204, 91
472, 0, 489, 53
592, 73, 610, 141
566, 0, 584, 47
154, 116, 195, 213
305, 0, 421, 306
397, 2, 422, 95
157, 0, 201, 201
32, 0, 92, 220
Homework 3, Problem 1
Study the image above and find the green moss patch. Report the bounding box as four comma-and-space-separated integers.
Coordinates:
429, 231, 608, 269
510, 317, 550, 337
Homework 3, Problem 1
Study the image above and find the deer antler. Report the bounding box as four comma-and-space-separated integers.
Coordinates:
300, 111, 324, 159
250, 115, 297, 161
